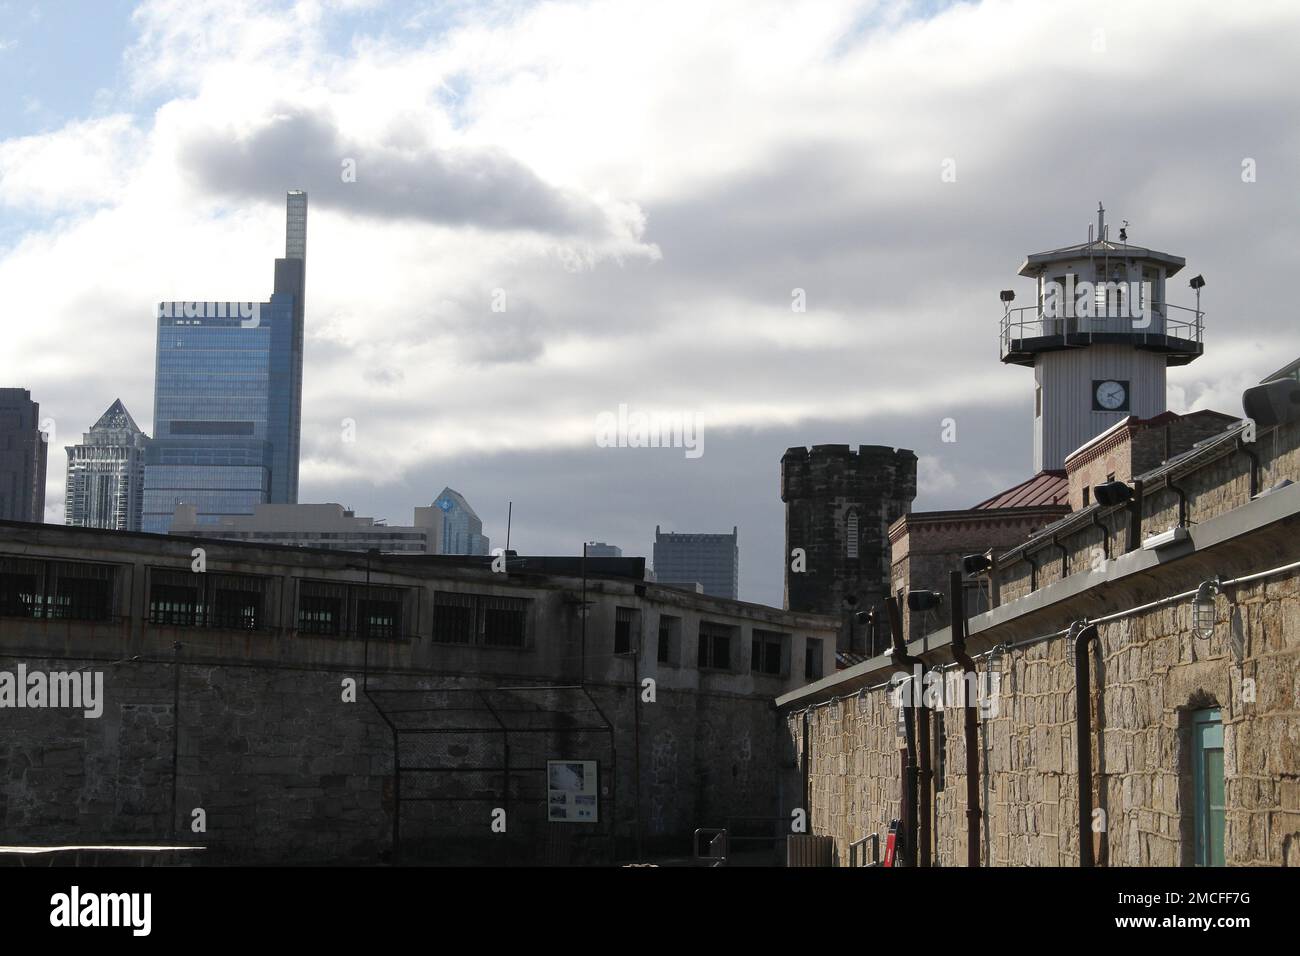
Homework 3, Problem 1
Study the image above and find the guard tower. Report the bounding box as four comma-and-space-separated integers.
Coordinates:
1000, 204, 1205, 472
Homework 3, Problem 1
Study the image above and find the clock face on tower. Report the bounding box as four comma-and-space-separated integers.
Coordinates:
1093, 379, 1130, 412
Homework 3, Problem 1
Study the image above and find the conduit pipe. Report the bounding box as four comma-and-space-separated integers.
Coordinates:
948, 571, 980, 867
887, 596, 925, 867
1073, 621, 1102, 867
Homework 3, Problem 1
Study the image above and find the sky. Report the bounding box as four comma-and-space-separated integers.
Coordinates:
1, 0, 1298, 607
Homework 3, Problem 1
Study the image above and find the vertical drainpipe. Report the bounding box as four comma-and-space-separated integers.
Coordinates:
1238, 436, 1260, 498
1166, 478, 1188, 528
1126, 479, 1144, 553
916, 680, 932, 867
633, 613, 643, 861
886, 595, 920, 867
948, 571, 980, 867
1073, 622, 1102, 867
801, 708, 811, 834
170, 640, 182, 841
989, 552, 1001, 609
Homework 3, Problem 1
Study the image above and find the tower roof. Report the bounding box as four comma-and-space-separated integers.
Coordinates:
91, 399, 143, 434
1018, 238, 1185, 278
433, 487, 479, 520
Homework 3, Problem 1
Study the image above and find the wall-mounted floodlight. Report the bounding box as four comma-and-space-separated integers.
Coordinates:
1141, 526, 1190, 551
999, 290, 1016, 303
907, 589, 944, 612
963, 553, 993, 575
1192, 580, 1218, 641
1093, 481, 1134, 507
1243, 378, 1300, 429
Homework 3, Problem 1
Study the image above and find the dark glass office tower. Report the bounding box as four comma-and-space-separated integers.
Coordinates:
142, 192, 307, 533
0, 388, 47, 523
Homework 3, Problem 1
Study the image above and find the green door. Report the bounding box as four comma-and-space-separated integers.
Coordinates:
1192, 708, 1224, 867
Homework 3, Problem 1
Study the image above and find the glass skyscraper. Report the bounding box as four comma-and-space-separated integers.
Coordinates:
652, 526, 739, 600
64, 399, 150, 531
142, 192, 307, 533
432, 487, 490, 555
0, 388, 47, 523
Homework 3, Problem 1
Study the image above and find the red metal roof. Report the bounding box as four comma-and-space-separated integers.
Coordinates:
971, 470, 1069, 510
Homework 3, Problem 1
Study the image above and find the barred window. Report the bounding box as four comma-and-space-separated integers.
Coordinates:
0, 558, 116, 622
482, 596, 528, 648
299, 593, 343, 636
297, 580, 406, 640
149, 569, 269, 630
46, 563, 115, 621
432, 591, 530, 649
149, 571, 200, 626
431, 591, 475, 644
360, 588, 403, 640
698, 621, 735, 670
614, 606, 640, 655
846, 510, 859, 559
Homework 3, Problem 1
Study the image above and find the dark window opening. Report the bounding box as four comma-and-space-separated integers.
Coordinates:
0, 558, 116, 622
751, 629, 787, 676
657, 615, 681, 666
698, 621, 734, 670
151, 569, 268, 630
431, 591, 475, 644
482, 596, 528, 648
298, 594, 343, 636
614, 606, 640, 655
805, 638, 824, 681
296, 579, 405, 639
358, 598, 401, 640
431, 591, 529, 649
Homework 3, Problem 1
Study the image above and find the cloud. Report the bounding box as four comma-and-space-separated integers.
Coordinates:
177, 105, 647, 239
0, 115, 144, 210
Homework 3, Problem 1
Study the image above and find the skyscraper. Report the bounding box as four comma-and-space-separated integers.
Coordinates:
0, 388, 47, 523
142, 192, 307, 532
653, 526, 739, 600
431, 487, 490, 555
64, 399, 150, 531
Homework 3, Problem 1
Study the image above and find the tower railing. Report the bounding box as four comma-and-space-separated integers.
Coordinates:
1000, 302, 1204, 360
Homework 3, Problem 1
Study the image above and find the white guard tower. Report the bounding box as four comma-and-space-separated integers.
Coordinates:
1000, 204, 1205, 472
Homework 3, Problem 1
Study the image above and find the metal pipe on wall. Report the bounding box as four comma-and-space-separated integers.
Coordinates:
948, 571, 981, 867
886, 596, 921, 867
1073, 622, 1102, 867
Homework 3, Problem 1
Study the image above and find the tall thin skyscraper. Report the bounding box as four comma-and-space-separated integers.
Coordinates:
0, 388, 47, 523
142, 192, 308, 533
64, 399, 150, 531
